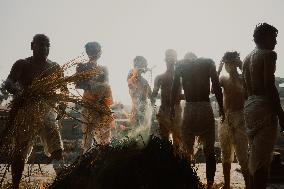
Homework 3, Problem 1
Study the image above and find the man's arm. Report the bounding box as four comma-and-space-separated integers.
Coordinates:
53, 62, 69, 119
171, 66, 182, 116
242, 56, 250, 100
151, 75, 161, 105
4, 60, 24, 95
263, 51, 284, 131
210, 61, 224, 118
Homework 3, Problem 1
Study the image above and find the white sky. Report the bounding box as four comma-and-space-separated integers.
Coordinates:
0, 0, 284, 105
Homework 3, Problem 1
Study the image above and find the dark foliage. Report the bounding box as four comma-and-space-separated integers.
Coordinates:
49, 137, 204, 189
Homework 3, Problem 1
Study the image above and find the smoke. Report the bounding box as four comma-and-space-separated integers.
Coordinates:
126, 100, 153, 145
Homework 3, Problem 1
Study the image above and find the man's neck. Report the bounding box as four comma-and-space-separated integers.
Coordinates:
32, 56, 47, 64
89, 59, 98, 67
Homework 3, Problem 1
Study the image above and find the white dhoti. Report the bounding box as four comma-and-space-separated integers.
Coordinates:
13, 103, 63, 161
244, 95, 278, 175
219, 110, 248, 170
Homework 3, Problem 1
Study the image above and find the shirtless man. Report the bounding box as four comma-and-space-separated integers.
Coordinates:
171, 55, 224, 188
76, 41, 113, 153
243, 23, 284, 189
152, 49, 182, 147
218, 51, 249, 189
4, 34, 64, 189
127, 56, 152, 126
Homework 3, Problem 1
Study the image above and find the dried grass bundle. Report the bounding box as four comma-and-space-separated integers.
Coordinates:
0, 57, 112, 158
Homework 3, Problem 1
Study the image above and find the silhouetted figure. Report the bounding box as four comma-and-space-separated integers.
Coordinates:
76, 41, 113, 153
218, 51, 249, 189
152, 49, 182, 148
127, 56, 152, 126
4, 34, 64, 189
243, 23, 284, 189
171, 54, 224, 189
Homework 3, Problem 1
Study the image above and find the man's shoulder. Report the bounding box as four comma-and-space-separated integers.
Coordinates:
253, 48, 276, 58
196, 57, 214, 65
98, 65, 108, 73
47, 59, 59, 67
15, 57, 30, 65
155, 73, 164, 80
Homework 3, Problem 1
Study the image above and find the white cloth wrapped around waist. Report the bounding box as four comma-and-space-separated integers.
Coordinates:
183, 101, 215, 135
244, 95, 276, 138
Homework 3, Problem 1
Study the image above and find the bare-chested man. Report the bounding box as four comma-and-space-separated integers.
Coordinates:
127, 56, 152, 126
76, 41, 113, 153
4, 34, 64, 189
151, 49, 182, 148
218, 51, 249, 189
171, 55, 224, 188
243, 23, 284, 189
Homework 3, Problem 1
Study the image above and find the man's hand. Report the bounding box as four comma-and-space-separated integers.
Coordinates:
56, 103, 67, 120
170, 106, 175, 118
219, 109, 225, 123
279, 113, 284, 136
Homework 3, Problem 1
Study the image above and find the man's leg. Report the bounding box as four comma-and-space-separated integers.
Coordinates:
202, 131, 216, 189
82, 123, 94, 153
40, 111, 63, 160
219, 118, 233, 189
248, 118, 277, 189
12, 142, 32, 189
220, 140, 233, 188
172, 105, 183, 151
12, 155, 25, 189
233, 130, 249, 188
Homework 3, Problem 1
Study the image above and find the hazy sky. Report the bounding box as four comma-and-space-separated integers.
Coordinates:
1, 0, 283, 104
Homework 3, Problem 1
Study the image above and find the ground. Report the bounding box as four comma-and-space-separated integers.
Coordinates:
0, 163, 283, 189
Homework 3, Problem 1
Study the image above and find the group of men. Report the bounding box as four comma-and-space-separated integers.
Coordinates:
127, 23, 284, 189
3, 22, 284, 189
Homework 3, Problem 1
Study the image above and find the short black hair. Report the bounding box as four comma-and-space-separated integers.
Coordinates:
222, 51, 240, 63
253, 23, 278, 45
32, 34, 50, 44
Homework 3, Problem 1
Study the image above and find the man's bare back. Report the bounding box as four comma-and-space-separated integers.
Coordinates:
153, 71, 181, 108
172, 58, 223, 108
243, 49, 276, 97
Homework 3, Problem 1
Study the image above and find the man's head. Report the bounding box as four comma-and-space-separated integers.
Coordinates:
85, 41, 102, 60
184, 52, 197, 61
165, 49, 177, 70
133, 56, 148, 73
253, 23, 278, 50
31, 34, 50, 60
222, 51, 241, 74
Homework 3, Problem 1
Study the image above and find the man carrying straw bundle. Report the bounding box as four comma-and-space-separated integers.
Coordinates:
218, 51, 249, 189
4, 34, 64, 189
76, 41, 113, 153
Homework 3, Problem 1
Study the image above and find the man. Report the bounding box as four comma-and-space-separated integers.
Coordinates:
4, 34, 64, 189
243, 23, 284, 189
76, 41, 113, 153
218, 51, 249, 189
171, 54, 224, 188
152, 49, 182, 148
127, 56, 152, 126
